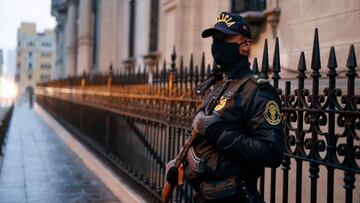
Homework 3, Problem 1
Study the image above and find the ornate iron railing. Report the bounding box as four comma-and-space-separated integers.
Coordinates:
36, 29, 359, 203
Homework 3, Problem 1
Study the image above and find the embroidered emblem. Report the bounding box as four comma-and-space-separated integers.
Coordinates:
214, 96, 227, 111
264, 100, 281, 125
216, 14, 235, 27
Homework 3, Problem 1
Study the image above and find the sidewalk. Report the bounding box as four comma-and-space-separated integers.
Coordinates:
0, 104, 120, 203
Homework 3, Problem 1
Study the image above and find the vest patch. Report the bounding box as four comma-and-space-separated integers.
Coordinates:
264, 100, 281, 125
214, 96, 227, 111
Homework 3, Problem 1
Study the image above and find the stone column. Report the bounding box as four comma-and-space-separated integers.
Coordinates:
64, 0, 77, 77
53, 13, 66, 79
76, 0, 92, 75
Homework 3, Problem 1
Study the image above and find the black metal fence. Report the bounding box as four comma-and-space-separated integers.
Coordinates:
36, 29, 359, 203
0, 105, 15, 157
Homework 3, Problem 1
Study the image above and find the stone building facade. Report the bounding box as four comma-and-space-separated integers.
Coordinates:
15, 23, 56, 95
51, 0, 360, 79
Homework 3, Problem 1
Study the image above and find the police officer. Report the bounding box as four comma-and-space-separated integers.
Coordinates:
184, 12, 285, 203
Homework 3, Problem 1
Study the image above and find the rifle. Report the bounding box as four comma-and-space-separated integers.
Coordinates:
162, 80, 231, 203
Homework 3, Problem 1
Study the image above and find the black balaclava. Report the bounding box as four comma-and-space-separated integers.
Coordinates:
196, 38, 250, 96
211, 38, 250, 71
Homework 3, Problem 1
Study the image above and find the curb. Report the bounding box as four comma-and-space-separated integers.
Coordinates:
34, 103, 147, 203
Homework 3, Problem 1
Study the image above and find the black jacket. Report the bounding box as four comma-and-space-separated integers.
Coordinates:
185, 65, 285, 190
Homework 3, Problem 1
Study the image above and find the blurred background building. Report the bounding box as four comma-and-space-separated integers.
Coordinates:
51, 0, 360, 79
0, 49, 3, 76
15, 23, 56, 96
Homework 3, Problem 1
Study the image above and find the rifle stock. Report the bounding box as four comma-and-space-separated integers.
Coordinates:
162, 182, 175, 203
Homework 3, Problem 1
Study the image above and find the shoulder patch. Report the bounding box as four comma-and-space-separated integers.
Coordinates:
263, 100, 281, 125
249, 74, 269, 85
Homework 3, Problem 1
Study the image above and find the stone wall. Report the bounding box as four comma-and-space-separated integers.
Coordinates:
52, 0, 360, 77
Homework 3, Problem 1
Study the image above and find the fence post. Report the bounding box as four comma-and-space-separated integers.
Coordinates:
108, 63, 113, 89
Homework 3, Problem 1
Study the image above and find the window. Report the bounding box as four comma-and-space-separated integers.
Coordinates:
128, 0, 136, 58
17, 63, 21, 69
92, 0, 100, 67
149, 0, 159, 52
28, 74, 32, 80
28, 52, 33, 57
41, 52, 52, 58
231, 0, 266, 13
41, 42, 52, 47
27, 41, 34, 47
41, 64, 51, 70
28, 63, 33, 70
41, 74, 50, 81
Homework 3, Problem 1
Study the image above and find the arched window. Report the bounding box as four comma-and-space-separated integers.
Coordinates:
128, 0, 136, 58
92, 0, 100, 69
149, 0, 159, 52
231, 0, 266, 13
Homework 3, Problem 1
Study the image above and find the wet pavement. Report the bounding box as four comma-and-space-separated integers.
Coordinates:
0, 104, 120, 203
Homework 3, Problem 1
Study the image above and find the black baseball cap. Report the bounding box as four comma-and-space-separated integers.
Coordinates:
202, 12, 251, 39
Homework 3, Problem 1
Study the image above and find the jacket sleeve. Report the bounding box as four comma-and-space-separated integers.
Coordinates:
205, 85, 285, 168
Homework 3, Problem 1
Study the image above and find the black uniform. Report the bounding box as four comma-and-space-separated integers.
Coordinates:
184, 63, 284, 203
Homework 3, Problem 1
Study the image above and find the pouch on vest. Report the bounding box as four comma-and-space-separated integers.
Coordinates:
199, 176, 239, 200
185, 146, 205, 181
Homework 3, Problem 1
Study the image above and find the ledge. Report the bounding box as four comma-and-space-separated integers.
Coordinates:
35, 103, 147, 203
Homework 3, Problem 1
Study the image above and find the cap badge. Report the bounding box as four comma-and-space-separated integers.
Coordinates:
216, 14, 235, 27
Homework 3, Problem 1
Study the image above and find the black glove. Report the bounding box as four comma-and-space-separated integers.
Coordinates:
192, 111, 221, 135
165, 159, 178, 185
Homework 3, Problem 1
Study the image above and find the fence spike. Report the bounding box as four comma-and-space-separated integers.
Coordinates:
252, 57, 259, 73
184, 66, 188, 83
171, 46, 176, 71
327, 46, 338, 69
184, 65, 189, 91
200, 52, 205, 83
207, 64, 211, 79
109, 63, 113, 76
272, 37, 281, 89
261, 39, 269, 79
346, 44, 358, 86
189, 54, 194, 72
273, 37, 281, 73
179, 56, 184, 89
346, 44, 357, 68
311, 28, 321, 70
189, 55, 194, 90
155, 61, 159, 83
143, 64, 147, 82
162, 59, 167, 85
195, 65, 199, 86
298, 51, 307, 72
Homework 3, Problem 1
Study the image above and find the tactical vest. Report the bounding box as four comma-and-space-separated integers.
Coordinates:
184, 74, 261, 187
